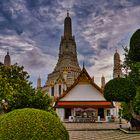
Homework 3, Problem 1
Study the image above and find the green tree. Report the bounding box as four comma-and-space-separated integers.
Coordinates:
104, 29, 140, 123
104, 77, 136, 102
121, 102, 132, 121
30, 89, 56, 116
0, 64, 54, 113
128, 29, 140, 62
124, 29, 140, 121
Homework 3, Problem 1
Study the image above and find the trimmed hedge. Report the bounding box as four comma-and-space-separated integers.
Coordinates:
104, 78, 136, 102
0, 108, 69, 140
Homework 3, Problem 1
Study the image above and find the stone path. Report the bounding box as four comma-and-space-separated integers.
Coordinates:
64, 122, 129, 130
69, 130, 140, 140
64, 122, 140, 140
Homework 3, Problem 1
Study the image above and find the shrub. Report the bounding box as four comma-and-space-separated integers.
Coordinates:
104, 77, 136, 102
0, 108, 69, 140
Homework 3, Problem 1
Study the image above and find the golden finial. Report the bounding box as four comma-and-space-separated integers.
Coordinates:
115, 47, 118, 53
67, 10, 69, 17
6, 48, 9, 55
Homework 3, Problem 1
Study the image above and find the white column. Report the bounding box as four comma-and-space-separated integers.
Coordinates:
61, 84, 64, 94
55, 84, 59, 96
56, 108, 64, 121
64, 84, 67, 91
49, 87, 51, 96
98, 116, 100, 121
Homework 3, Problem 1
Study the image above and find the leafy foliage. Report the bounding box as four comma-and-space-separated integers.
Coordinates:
0, 64, 33, 112
132, 87, 140, 116
0, 64, 53, 113
29, 89, 56, 116
0, 108, 69, 140
129, 29, 140, 62
104, 77, 136, 102
121, 102, 132, 121
104, 29, 140, 124
123, 29, 140, 122
128, 62, 140, 86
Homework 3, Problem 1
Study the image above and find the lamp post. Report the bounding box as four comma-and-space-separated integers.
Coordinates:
2, 99, 8, 113
119, 109, 122, 128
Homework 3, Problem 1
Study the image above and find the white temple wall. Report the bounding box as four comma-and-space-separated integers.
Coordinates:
61, 84, 106, 101
56, 108, 65, 121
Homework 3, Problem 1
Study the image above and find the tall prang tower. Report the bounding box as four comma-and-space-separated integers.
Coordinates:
113, 50, 122, 78
44, 11, 81, 97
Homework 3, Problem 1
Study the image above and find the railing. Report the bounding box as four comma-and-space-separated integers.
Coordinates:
69, 116, 96, 123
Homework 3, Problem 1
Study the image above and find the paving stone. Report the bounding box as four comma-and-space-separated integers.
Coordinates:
64, 122, 140, 140
69, 130, 140, 140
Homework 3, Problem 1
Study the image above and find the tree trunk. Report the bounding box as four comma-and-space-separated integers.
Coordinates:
128, 101, 140, 130
129, 101, 140, 121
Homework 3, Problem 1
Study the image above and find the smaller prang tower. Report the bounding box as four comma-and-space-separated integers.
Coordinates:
113, 50, 122, 78
37, 76, 41, 89
112, 50, 123, 119
4, 51, 11, 66
101, 75, 105, 90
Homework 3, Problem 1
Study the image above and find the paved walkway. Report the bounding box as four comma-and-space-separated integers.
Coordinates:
63, 122, 140, 140
64, 122, 129, 130
69, 130, 140, 140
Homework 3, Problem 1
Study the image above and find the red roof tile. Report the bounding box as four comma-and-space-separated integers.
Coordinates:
55, 101, 113, 108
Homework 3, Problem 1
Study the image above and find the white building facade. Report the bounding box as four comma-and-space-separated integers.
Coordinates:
55, 68, 113, 122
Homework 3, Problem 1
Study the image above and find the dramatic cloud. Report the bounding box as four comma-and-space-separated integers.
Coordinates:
0, 0, 140, 86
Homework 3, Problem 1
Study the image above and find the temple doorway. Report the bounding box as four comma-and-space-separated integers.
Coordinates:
98, 108, 104, 119
65, 108, 71, 119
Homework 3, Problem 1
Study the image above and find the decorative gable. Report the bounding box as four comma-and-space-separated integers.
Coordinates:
60, 84, 106, 101
56, 67, 105, 101
78, 73, 90, 84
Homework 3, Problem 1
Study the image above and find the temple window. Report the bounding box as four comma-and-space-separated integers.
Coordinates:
59, 85, 61, 95
51, 86, 54, 96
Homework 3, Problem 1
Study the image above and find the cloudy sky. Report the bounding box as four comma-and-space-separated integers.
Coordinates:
0, 0, 140, 87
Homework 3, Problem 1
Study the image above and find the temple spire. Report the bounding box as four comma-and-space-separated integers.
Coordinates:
82, 61, 85, 69
4, 50, 11, 66
113, 50, 122, 78
101, 75, 105, 90
37, 76, 41, 89
7, 49, 9, 55
64, 11, 72, 38
67, 10, 69, 17
47, 11, 81, 89
115, 48, 118, 53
